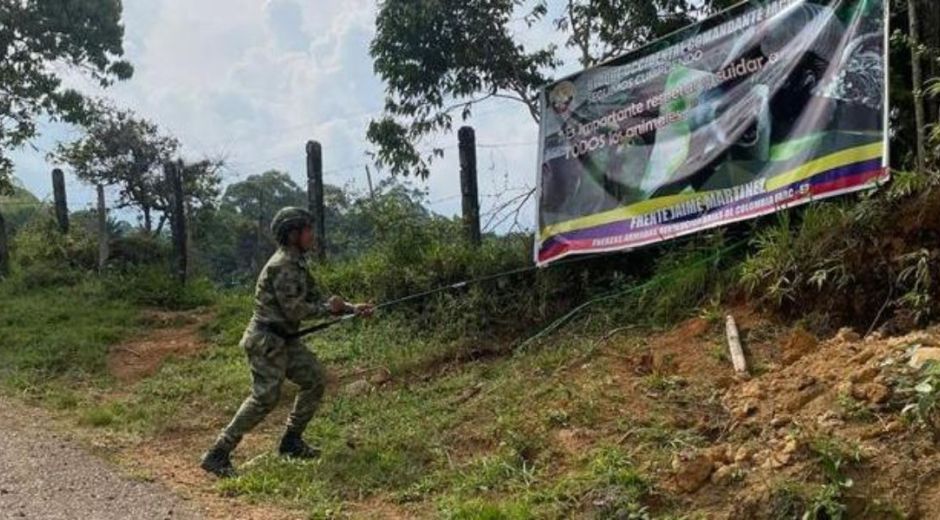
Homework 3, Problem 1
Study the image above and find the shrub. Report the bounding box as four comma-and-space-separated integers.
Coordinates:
106, 231, 171, 271
10, 214, 98, 288
102, 265, 216, 310
740, 174, 940, 331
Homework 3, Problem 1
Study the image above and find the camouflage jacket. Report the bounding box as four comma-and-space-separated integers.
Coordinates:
250, 246, 330, 334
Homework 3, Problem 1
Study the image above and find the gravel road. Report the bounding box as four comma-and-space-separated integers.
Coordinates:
0, 398, 200, 520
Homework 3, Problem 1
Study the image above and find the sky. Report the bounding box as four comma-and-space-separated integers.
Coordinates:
10, 0, 577, 234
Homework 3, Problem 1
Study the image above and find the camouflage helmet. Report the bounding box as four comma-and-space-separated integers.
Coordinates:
271, 206, 313, 242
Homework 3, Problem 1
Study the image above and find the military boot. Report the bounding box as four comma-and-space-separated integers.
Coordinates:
278, 431, 321, 459
200, 444, 236, 478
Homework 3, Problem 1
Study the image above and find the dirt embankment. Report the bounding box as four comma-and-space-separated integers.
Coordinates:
107, 310, 214, 384
594, 312, 940, 519
59, 306, 940, 518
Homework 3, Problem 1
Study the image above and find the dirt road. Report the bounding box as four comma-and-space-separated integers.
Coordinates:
0, 397, 199, 520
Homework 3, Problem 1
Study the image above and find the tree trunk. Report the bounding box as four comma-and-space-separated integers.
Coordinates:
165, 161, 187, 284
458, 126, 481, 247
154, 214, 168, 236
306, 140, 326, 261
143, 206, 152, 234
0, 210, 9, 278
926, 0, 939, 125
51, 168, 69, 234
909, 0, 927, 171
96, 184, 108, 273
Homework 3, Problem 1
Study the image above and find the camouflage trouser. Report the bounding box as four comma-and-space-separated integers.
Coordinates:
215, 322, 326, 451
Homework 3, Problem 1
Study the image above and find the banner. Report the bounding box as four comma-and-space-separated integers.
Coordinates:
535, 0, 888, 265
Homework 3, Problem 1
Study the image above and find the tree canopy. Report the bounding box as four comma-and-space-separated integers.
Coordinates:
0, 0, 133, 194
54, 104, 220, 234
367, 0, 736, 178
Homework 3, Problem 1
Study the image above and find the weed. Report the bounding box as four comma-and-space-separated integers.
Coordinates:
768, 480, 810, 519
80, 405, 117, 427
808, 435, 862, 485
709, 344, 730, 363
539, 445, 650, 519
836, 392, 875, 422
442, 498, 534, 520
895, 249, 936, 324
797, 434, 863, 520
898, 360, 940, 434
642, 374, 686, 395
804, 482, 848, 520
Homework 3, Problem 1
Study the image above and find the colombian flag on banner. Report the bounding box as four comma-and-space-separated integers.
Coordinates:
535, 0, 889, 265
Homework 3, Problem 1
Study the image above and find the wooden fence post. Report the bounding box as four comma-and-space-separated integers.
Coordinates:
52, 168, 69, 234
96, 184, 109, 272
458, 126, 481, 247
0, 210, 9, 278
306, 140, 326, 261
364, 165, 376, 201
165, 161, 187, 284
255, 183, 265, 274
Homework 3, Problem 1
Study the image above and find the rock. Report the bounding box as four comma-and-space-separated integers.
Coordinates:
851, 349, 877, 365
368, 368, 391, 385
796, 375, 816, 391
849, 366, 879, 384
856, 383, 891, 404
673, 453, 714, 493
782, 329, 818, 365
770, 415, 791, 428
784, 387, 823, 412
733, 401, 759, 419
705, 445, 731, 465
835, 328, 861, 343
860, 421, 901, 440
710, 464, 739, 485
817, 410, 844, 430
344, 379, 372, 396
909, 347, 940, 369
734, 446, 754, 464
740, 381, 765, 400
837, 381, 854, 396
766, 439, 799, 469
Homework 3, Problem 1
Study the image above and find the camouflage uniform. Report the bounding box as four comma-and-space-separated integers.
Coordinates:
214, 246, 330, 452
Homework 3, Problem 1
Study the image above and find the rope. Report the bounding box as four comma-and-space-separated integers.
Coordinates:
516, 239, 748, 349
288, 237, 748, 340
289, 263, 542, 338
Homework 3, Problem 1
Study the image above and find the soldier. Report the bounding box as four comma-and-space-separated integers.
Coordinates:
200, 207, 373, 478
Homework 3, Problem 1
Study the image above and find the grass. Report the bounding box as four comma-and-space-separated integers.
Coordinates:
116, 298, 672, 517
4, 210, 934, 517
0, 278, 141, 394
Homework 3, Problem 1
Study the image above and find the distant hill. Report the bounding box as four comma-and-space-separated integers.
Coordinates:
0, 179, 44, 235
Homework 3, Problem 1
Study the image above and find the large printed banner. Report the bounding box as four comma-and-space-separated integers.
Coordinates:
535, 0, 888, 265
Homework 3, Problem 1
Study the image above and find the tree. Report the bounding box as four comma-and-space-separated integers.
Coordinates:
214, 170, 307, 274
367, 0, 735, 178
908, 0, 926, 172
54, 104, 220, 234
220, 170, 306, 223
0, 0, 133, 194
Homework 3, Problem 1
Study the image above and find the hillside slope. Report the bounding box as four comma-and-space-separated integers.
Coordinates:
6, 293, 938, 519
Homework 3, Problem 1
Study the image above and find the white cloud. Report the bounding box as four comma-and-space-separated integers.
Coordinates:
11, 0, 546, 233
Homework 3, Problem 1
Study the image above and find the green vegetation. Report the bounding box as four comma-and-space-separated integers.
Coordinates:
896, 359, 940, 434
0, 0, 133, 192
0, 279, 140, 392
4, 162, 940, 517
